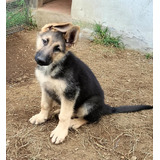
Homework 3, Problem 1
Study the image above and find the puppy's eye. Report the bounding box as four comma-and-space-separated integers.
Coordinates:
53, 45, 61, 52
42, 39, 49, 46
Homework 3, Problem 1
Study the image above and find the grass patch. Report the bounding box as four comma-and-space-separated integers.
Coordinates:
7, 10, 26, 28
92, 23, 124, 48
145, 53, 153, 59
6, 0, 37, 29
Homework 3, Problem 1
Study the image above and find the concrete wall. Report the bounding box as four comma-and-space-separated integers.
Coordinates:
28, 0, 43, 8
28, 0, 53, 8
71, 0, 153, 52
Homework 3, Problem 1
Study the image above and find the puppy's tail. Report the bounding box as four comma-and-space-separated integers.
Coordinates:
103, 104, 153, 115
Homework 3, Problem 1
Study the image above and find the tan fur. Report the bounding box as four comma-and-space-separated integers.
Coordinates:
37, 22, 80, 58
53, 52, 65, 63
35, 68, 67, 98
30, 67, 67, 126
53, 109, 60, 115
30, 22, 82, 144
29, 88, 52, 124
69, 118, 87, 129
41, 22, 72, 33
36, 33, 58, 51
35, 67, 74, 144
51, 42, 66, 63
50, 97, 75, 144
36, 34, 43, 51
65, 26, 80, 44
53, 109, 78, 119
76, 106, 89, 118
36, 35, 66, 63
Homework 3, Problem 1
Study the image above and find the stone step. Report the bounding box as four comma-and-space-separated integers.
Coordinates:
31, 8, 72, 29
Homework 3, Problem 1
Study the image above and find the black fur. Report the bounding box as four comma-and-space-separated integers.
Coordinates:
45, 88, 61, 104
40, 51, 152, 123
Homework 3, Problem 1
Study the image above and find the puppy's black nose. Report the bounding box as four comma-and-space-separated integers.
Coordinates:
35, 51, 52, 66
35, 56, 47, 66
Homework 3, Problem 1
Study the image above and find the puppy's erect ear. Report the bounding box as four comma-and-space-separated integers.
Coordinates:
41, 23, 80, 47
65, 26, 80, 48
41, 22, 73, 33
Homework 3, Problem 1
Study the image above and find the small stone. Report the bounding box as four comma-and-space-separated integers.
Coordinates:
17, 77, 22, 81
23, 75, 28, 79
6, 140, 10, 147
130, 156, 137, 160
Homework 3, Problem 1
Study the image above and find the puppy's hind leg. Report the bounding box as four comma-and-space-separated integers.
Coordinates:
29, 88, 52, 125
69, 118, 88, 130
78, 96, 104, 124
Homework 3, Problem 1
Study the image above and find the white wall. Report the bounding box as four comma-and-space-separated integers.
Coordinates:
71, 0, 153, 52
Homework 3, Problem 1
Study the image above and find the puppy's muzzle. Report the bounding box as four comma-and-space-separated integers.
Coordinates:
35, 51, 52, 66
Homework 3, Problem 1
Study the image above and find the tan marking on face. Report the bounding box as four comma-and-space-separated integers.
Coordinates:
36, 33, 52, 51
36, 34, 43, 51
36, 32, 66, 64
51, 42, 65, 62
53, 52, 65, 62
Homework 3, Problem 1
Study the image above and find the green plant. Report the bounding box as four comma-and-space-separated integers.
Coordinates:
6, 0, 37, 29
92, 23, 124, 48
26, 10, 37, 29
145, 53, 153, 59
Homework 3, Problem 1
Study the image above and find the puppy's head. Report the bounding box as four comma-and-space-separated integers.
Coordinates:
35, 22, 80, 66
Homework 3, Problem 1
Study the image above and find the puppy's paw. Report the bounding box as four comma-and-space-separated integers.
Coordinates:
69, 118, 87, 130
50, 126, 68, 144
29, 113, 47, 125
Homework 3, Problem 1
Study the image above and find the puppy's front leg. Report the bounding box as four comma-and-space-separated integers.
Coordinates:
50, 97, 74, 144
29, 88, 52, 124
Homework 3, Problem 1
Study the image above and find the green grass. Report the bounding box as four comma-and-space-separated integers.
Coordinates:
92, 23, 124, 48
6, 0, 36, 29
7, 9, 26, 28
145, 53, 153, 59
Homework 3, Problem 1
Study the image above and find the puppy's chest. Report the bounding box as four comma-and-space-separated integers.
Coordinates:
35, 68, 67, 97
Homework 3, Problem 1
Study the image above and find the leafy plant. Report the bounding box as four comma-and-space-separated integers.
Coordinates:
92, 23, 124, 48
145, 53, 153, 59
6, 0, 37, 29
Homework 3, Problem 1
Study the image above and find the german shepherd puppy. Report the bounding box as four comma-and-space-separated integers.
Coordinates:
29, 22, 152, 144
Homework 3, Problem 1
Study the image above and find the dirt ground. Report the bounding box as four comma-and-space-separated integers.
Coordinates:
6, 30, 153, 160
